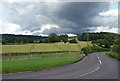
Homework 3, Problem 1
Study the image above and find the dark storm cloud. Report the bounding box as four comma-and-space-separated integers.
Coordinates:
57, 2, 110, 24
2, 2, 117, 35
53, 2, 111, 34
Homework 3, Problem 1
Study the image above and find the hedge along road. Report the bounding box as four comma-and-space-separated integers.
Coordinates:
3, 52, 119, 79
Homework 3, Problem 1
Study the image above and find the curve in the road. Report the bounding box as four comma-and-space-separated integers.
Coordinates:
3, 52, 119, 79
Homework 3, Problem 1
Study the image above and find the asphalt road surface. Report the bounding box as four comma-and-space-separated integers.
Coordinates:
3, 52, 119, 79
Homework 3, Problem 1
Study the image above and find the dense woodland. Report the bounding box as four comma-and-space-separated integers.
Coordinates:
77, 32, 119, 41
78, 32, 120, 48
2, 32, 120, 48
2, 33, 72, 44
2, 34, 44, 44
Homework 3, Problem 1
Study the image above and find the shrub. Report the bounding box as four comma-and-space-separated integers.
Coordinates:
106, 52, 120, 61
81, 46, 108, 55
111, 44, 120, 53
69, 39, 77, 43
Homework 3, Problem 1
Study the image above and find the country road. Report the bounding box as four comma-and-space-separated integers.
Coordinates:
2, 52, 119, 79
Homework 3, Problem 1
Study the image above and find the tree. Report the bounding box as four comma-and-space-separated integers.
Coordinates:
114, 39, 120, 44
42, 38, 49, 43
60, 34, 68, 43
111, 38, 120, 53
92, 39, 111, 48
2, 38, 8, 44
97, 39, 104, 47
28, 39, 34, 43
48, 33, 60, 43
69, 38, 77, 43
77, 32, 118, 41
104, 40, 111, 48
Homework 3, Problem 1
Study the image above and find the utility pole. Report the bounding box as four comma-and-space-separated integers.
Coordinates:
87, 29, 90, 47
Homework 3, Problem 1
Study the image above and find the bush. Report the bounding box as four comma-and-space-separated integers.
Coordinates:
108, 44, 120, 60
104, 40, 111, 48
106, 52, 110, 55
114, 39, 120, 44
92, 39, 111, 48
81, 46, 108, 55
111, 44, 120, 53
106, 52, 120, 60
69, 39, 77, 43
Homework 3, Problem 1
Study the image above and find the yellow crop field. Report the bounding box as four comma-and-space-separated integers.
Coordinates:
2, 42, 89, 54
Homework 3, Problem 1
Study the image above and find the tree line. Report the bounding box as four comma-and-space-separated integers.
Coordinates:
2, 34, 43, 44
2, 33, 77, 44
77, 32, 119, 48
2, 32, 119, 46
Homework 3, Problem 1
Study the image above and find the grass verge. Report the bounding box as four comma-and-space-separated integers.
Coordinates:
2, 52, 81, 61
81, 46, 109, 55
106, 52, 120, 60
2, 52, 84, 74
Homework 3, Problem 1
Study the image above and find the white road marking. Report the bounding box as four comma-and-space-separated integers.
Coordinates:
98, 57, 100, 59
97, 53, 99, 57
74, 53, 102, 78
99, 60, 102, 64
97, 53, 102, 65
75, 67, 100, 78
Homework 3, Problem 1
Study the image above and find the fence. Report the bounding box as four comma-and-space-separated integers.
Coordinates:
2, 51, 84, 61
2, 43, 85, 61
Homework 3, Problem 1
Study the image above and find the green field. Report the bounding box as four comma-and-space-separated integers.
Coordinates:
2, 52, 82, 61
2, 42, 88, 74
2, 52, 84, 73
2, 42, 88, 54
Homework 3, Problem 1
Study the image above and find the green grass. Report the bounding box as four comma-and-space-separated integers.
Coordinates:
2, 42, 87, 74
2, 54, 84, 74
81, 46, 109, 55
2, 43, 87, 54
106, 44, 120, 60
2, 52, 81, 61
106, 52, 120, 60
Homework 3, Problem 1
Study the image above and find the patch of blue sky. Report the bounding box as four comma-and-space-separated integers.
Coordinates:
0, 12, 7, 23
112, 3, 118, 10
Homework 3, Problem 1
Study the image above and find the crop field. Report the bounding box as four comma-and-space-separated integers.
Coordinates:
2, 41, 89, 74
2, 52, 85, 73
2, 42, 89, 54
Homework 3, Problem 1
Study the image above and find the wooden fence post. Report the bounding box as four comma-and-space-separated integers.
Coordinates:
9, 53, 11, 61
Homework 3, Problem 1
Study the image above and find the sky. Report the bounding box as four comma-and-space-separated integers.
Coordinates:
0, 1, 119, 36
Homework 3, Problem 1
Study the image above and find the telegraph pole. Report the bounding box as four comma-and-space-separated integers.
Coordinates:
87, 29, 90, 47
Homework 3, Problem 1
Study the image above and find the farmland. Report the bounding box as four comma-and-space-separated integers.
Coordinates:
2, 41, 91, 74
2, 52, 83, 61
2, 52, 84, 73
2, 41, 89, 54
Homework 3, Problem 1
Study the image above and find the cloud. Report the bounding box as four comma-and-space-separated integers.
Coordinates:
67, 34, 77, 37
0, 21, 33, 35
91, 26, 118, 33
40, 24, 59, 33
93, 8, 118, 29
1, 2, 118, 35
99, 9, 118, 16
93, 16, 118, 28
31, 24, 59, 35
0, 22, 21, 34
